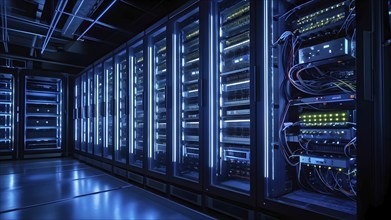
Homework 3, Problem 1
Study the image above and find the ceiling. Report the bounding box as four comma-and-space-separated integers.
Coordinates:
0, 0, 185, 74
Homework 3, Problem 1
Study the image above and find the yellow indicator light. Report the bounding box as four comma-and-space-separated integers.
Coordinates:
328, 167, 332, 170
319, 119, 322, 121
309, 119, 312, 122
304, 119, 307, 122
342, 113, 346, 116
335, 114, 339, 116
314, 119, 317, 122
314, 115, 317, 118
303, 115, 306, 118
309, 115, 312, 118
336, 118, 339, 121
329, 114, 332, 117
323, 114, 327, 117
318, 114, 322, 117
342, 117, 346, 121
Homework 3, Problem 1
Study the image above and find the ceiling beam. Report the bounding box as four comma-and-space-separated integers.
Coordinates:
1, 26, 68, 42
0, 53, 86, 69
61, 11, 132, 34
77, 0, 117, 41
41, 0, 68, 54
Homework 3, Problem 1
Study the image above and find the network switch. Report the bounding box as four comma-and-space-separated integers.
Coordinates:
298, 38, 353, 64
299, 155, 355, 169
292, 1, 349, 40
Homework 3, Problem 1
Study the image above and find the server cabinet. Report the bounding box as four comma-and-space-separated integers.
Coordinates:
94, 64, 104, 157
172, 7, 201, 183
87, 69, 94, 154
148, 27, 169, 175
24, 75, 63, 152
208, 0, 254, 200
103, 58, 114, 160
80, 73, 87, 152
261, 0, 358, 218
114, 50, 129, 163
0, 73, 15, 155
129, 40, 145, 168
74, 77, 81, 151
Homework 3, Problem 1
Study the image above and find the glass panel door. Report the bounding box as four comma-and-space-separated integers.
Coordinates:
74, 78, 80, 151
81, 73, 87, 152
130, 41, 144, 167
24, 76, 62, 150
212, 0, 251, 193
149, 28, 167, 174
104, 58, 114, 159
0, 74, 14, 152
94, 64, 104, 157
115, 51, 129, 163
174, 11, 200, 182
87, 69, 94, 154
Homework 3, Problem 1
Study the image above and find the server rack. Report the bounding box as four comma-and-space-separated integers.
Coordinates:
0, 72, 15, 159
87, 69, 94, 154
147, 25, 170, 176
94, 63, 104, 157
129, 38, 145, 169
172, 6, 201, 184
73, 77, 81, 151
80, 72, 87, 152
114, 50, 129, 164
23, 75, 63, 155
259, 0, 363, 218
207, 0, 256, 206
103, 58, 114, 160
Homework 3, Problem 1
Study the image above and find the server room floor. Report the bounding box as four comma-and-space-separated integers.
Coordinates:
0, 158, 214, 220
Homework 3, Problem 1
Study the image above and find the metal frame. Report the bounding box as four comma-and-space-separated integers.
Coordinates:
145, 23, 170, 182
113, 47, 130, 166
0, 67, 17, 160
202, 0, 256, 207
41, 0, 68, 54
19, 70, 67, 158
168, 3, 203, 191
127, 35, 146, 174
77, 0, 118, 41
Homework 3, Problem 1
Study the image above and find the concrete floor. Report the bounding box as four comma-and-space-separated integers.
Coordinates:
0, 158, 214, 220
